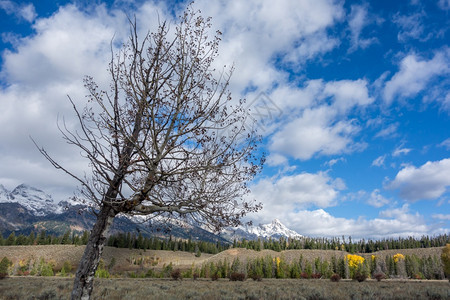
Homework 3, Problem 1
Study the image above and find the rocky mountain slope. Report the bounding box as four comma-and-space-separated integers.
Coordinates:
0, 184, 303, 243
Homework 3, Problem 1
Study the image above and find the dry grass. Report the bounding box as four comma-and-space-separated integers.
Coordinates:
0, 245, 213, 272
0, 245, 445, 274
202, 247, 446, 266
1, 277, 449, 300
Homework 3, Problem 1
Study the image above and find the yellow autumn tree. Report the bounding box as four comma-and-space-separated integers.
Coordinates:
346, 254, 365, 278
393, 253, 405, 263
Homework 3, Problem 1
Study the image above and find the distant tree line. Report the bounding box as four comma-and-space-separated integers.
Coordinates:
106, 232, 229, 255
0, 230, 229, 255
0, 230, 90, 246
232, 234, 450, 253
1, 230, 449, 256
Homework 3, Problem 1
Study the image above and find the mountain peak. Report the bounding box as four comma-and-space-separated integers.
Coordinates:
220, 218, 303, 241
271, 219, 283, 226
3, 183, 59, 216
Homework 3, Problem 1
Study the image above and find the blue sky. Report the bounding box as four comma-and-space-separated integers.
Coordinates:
1, 0, 449, 239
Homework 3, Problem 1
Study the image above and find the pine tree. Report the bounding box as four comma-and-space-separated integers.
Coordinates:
441, 244, 450, 279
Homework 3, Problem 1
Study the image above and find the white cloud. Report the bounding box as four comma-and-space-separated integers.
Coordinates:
269, 106, 362, 160
266, 153, 288, 167
432, 214, 450, 220
0, 1, 36, 23
375, 123, 399, 138
383, 50, 450, 104
368, 189, 390, 207
193, 0, 344, 91
250, 172, 344, 217
269, 79, 372, 160
0, 0, 352, 200
372, 155, 386, 167
323, 79, 374, 113
1, 5, 125, 87
347, 4, 378, 52
281, 205, 438, 239
392, 147, 411, 157
324, 157, 345, 168
438, 0, 450, 10
387, 158, 450, 201
439, 138, 450, 150
393, 12, 427, 42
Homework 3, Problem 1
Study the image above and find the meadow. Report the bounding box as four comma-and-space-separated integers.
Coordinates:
0, 245, 449, 299
0, 276, 449, 300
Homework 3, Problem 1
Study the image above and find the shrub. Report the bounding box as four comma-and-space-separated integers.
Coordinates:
0, 257, 12, 279
311, 273, 321, 279
373, 272, 385, 282
300, 272, 310, 279
171, 269, 182, 281
60, 261, 72, 276
250, 273, 262, 281
354, 271, 367, 282
229, 272, 246, 281
41, 263, 54, 276
193, 272, 199, 280
211, 272, 219, 281
330, 274, 341, 282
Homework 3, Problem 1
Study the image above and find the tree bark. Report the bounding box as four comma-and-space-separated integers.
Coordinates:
71, 205, 116, 300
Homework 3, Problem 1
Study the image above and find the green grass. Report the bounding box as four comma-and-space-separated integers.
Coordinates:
1, 277, 449, 300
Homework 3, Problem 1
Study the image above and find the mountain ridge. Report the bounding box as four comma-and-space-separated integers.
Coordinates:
0, 183, 303, 242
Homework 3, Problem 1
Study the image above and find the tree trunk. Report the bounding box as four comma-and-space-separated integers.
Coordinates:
71, 205, 116, 300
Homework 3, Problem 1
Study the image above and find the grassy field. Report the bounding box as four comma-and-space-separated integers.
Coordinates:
0, 245, 213, 272
0, 277, 449, 300
0, 245, 444, 272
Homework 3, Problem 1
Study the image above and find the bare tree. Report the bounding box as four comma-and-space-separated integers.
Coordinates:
34, 7, 263, 300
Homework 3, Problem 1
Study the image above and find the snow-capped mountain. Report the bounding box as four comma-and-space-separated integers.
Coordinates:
222, 219, 303, 241
0, 183, 229, 243
247, 219, 302, 239
0, 184, 12, 201
0, 184, 64, 216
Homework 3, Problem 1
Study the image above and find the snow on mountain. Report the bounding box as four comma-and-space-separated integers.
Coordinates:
0, 184, 61, 216
0, 184, 12, 201
247, 219, 303, 239
222, 219, 303, 240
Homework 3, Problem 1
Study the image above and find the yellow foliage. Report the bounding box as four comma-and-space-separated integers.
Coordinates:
346, 254, 365, 269
276, 257, 281, 269
371, 255, 376, 262
393, 253, 405, 263
19, 259, 28, 268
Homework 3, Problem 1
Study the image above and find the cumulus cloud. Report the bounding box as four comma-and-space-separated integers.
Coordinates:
383, 50, 450, 104
367, 189, 390, 207
269, 107, 361, 160
0, 4, 144, 196
269, 79, 372, 160
249, 172, 345, 219
323, 79, 374, 113
282, 204, 437, 239
433, 214, 450, 220
0, 1, 36, 23
194, 0, 344, 91
387, 158, 450, 201
0, 0, 355, 200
